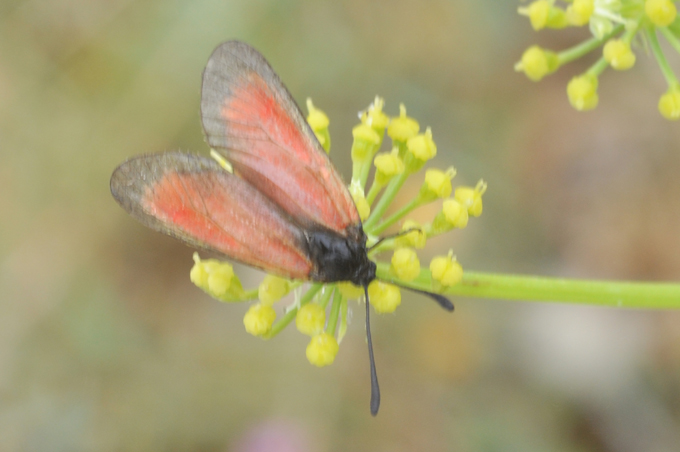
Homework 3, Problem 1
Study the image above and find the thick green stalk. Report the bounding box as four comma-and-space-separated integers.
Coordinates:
375, 262, 680, 309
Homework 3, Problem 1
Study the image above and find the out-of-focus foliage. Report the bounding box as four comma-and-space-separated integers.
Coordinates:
2, 1, 680, 451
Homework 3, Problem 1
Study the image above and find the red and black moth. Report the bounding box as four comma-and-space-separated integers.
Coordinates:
111, 41, 453, 415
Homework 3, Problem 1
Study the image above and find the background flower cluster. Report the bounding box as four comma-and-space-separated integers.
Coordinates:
516, 0, 680, 119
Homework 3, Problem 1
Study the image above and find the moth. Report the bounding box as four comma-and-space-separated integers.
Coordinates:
111, 41, 452, 415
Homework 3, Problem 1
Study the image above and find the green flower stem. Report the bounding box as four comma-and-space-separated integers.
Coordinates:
351, 158, 369, 188
370, 196, 422, 236
375, 262, 680, 309
586, 56, 609, 77
359, 165, 372, 189
621, 20, 640, 43
317, 285, 334, 308
365, 180, 383, 205
263, 284, 323, 339
338, 297, 348, 342
557, 24, 625, 65
359, 153, 378, 190
647, 27, 680, 88
660, 26, 680, 55
325, 290, 343, 335
363, 170, 410, 231
244, 288, 260, 300
220, 288, 259, 302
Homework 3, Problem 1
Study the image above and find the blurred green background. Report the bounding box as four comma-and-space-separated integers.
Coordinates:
2, 0, 680, 451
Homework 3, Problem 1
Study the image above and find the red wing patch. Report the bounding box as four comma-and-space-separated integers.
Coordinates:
110, 152, 312, 279
201, 41, 360, 233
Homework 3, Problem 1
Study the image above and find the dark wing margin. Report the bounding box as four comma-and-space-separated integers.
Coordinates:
110, 151, 313, 280
200, 40, 360, 233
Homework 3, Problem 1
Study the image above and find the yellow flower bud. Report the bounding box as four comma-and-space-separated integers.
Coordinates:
374, 148, 405, 186
454, 180, 487, 217
387, 104, 419, 142
258, 274, 291, 306
314, 132, 329, 152
306, 333, 339, 367
646, 0, 677, 27
518, 0, 550, 30
441, 199, 469, 229
430, 253, 463, 287
190, 253, 242, 300
659, 87, 680, 120
306, 98, 329, 130
208, 265, 234, 296
518, 0, 568, 30
566, 0, 594, 26
296, 303, 326, 336
190, 252, 211, 288
603, 39, 636, 70
515, 46, 560, 82
306, 98, 331, 153
406, 127, 437, 162
396, 220, 426, 249
351, 123, 381, 161
391, 248, 421, 282
419, 167, 456, 202
362, 96, 390, 135
243, 303, 276, 336
349, 183, 370, 221
337, 282, 364, 299
368, 281, 401, 314
567, 74, 599, 111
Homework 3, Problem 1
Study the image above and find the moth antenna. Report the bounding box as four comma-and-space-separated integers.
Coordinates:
400, 286, 455, 312
368, 227, 423, 251
364, 285, 381, 416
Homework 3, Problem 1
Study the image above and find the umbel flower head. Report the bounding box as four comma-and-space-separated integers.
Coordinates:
190, 98, 486, 368
515, 0, 680, 120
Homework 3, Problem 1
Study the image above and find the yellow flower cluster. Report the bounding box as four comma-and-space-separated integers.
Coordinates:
516, 0, 680, 120
190, 98, 486, 369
